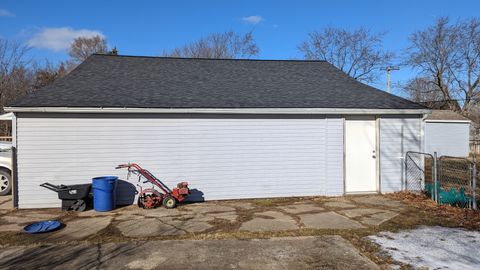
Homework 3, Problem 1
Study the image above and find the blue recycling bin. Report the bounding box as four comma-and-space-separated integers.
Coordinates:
92, 176, 118, 212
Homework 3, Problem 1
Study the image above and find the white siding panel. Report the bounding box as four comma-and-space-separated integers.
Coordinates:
380, 116, 422, 193
16, 114, 344, 208
325, 117, 344, 195
425, 122, 470, 157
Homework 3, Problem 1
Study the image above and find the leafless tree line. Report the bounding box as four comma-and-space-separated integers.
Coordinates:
162, 31, 259, 59
298, 27, 392, 83
68, 35, 108, 63
0, 35, 112, 111
0, 40, 34, 112
404, 17, 480, 116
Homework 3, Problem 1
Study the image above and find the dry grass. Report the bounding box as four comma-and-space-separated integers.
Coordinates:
386, 192, 480, 230
252, 199, 275, 207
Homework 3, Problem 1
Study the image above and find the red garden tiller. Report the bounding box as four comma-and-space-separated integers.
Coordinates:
115, 163, 189, 209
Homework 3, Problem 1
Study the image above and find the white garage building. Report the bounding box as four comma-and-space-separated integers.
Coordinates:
425, 110, 471, 157
6, 55, 429, 208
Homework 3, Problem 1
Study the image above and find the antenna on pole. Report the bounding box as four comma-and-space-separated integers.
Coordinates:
385, 66, 400, 94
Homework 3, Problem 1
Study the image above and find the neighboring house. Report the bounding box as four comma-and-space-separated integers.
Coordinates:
425, 110, 471, 157
6, 55, 429, 209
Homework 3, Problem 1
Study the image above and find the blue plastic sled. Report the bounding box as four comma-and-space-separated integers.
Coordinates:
23, 220, 62, 234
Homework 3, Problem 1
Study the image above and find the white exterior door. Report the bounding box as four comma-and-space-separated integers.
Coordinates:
345, 116, 377, 193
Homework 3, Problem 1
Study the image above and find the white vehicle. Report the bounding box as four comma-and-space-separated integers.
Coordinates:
0, 144, 12, 196
0, 113, 13, 196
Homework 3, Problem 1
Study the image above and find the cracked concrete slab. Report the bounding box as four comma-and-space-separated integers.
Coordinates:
256, 210, 292, 219
114, 214, 144, 221
157, 214, 215, 233
2, 212, 60, 224
278, 203, 324, 214
338, 208, 399, 226
205, 211, 238, 222
0, 223, 23, 232
350, 196, 404, 208
240, 211, 298, 232
299, 212, 365, 229
323, 201, 356, 209
170, 213, 198, 221
144, 208, 182, 218
182, 203, 236, 214
360, 211, 399, 226
170, 220, 213, 233
47, 216, 113, 240
223, 201, 255, 210
339, 208, 384, 218
117, 218, 184, 237
1, 216, 38, 224
77, 210, 116, 217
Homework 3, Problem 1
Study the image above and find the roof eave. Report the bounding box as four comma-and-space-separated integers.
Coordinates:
425, 119, 471, 123
5, 107, 431, 115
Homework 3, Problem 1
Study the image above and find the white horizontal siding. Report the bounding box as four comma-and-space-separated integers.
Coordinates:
425, 122, 470, 157
380, 116, 422, 193
16, 113, 344, 208
325, 117, 344, 195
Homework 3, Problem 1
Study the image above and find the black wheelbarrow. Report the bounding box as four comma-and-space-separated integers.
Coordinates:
40, 182, 92, 212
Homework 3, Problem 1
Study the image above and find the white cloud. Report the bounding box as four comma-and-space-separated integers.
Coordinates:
0, 9, 14, 17
241, 15, 264, 25
27, 27, 104, 51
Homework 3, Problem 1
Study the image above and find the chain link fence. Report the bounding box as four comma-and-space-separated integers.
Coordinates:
475, 161, 480, 208
438, 156, 476, 208
405, 151, 434, 195
405, 151, 477, 210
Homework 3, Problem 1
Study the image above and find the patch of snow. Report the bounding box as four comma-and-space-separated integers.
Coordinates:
369, 226, 480, 269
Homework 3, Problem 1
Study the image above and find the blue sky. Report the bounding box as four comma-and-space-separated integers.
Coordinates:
1, 0, 480, 95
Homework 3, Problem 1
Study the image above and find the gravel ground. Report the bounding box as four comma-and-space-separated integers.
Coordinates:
369, 226, 480, 269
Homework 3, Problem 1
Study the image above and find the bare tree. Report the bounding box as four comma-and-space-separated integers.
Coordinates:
0, 39, 34, 112
163, 31, 259, 59
68, 35, 108, 63
32, 61, 68, 90
0, 39, 70, 112
403, 77, 447, 108
405, 17, 480, 114
298, 27, 393, 83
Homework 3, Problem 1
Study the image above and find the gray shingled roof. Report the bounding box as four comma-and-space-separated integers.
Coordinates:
426, 110, 471, 121
10, 54, 425, 109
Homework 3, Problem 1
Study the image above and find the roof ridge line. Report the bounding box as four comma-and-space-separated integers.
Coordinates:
91, 54, 327, 63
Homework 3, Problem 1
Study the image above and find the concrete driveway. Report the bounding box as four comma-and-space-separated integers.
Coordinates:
0, 236, 378, 270
0, 195, 408, 269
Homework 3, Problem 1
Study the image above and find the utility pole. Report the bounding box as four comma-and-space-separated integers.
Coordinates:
385, 66, 400, 94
